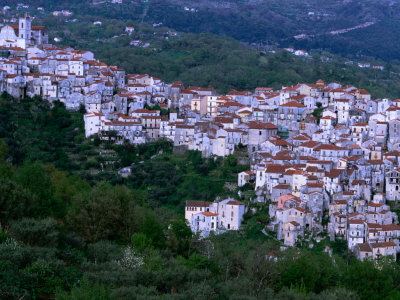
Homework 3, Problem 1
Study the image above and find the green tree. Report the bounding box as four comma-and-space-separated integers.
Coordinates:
24, 259, 63, 296
0, 179, 35, 223
56, 277, 110, 300
131, 233, 153, 252
9, 218, 59, 247
0, 139, 8, 161
282, 252, 339, 294
140, 214, 166, 249
166, 219, 192, 256
67, 183, 140, 242
342, 259, 394, 300
15, 162, 58, 217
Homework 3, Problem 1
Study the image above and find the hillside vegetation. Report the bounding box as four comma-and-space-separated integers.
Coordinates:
7, 0, 400, 61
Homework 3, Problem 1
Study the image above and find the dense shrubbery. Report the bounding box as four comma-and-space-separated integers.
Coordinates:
0, 93, 85, 168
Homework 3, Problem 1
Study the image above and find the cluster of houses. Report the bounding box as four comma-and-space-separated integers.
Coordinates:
233, 82, 400, 260
2, 16, 400, 259
184, 199, 245, 238
358, 62, 384, 70
284, 48, 310, 57
52, 10, 73, 17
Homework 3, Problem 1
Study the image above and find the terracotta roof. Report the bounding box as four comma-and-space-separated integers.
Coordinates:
357, 243, 372, 252
10, 25, 45, 31
280, 101, 306, 108
226, 200, 245, 205
186, 200, 211, 207
333, 200, 347, 205
314, 144, 347, 151
133, 109, 158, 113
321, 116, 335, 120
325, 169, 341, 178
349, 219, 364, 224
381, 224, 400, 231
292, 135, 310, 141
227, 90, 250, 96
202, 211, 218, 217
352, 180, 365, 185
307, 160, 332, 165
300, 141, 321, 148
273, 184, 291, 189
307, 182, 324, 188
370, 241, 396, 248
247, 121, 277, 130
385, 151, 400, 157
295, 207, 306, 213
265, 164, 289, 174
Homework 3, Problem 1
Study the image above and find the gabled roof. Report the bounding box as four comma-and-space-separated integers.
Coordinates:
202, 211, 218, 217
349, 219, 364, 224
280, 101, 306, 108
314, 144, 347, 151
300, 141, 321, 148
265, 164, 289, 174
247, 121, 277, 130
371, 241, 396, 248
325, 169, 341, 178
357, 243, 372, 252
226, 200, 245, 205
273, 184, 291, 189
186, 200, 211, 207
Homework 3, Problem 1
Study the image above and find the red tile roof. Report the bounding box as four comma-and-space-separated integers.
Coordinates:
280, 101, 306, 108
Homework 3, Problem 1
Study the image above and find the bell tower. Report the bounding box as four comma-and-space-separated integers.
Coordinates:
18, 14, 31, 48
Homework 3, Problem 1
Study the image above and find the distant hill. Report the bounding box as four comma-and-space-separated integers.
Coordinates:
142, 0, 400, 61
5, 0, 400, 61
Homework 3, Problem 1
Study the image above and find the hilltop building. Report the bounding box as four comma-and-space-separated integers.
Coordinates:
0, 14, 48, 49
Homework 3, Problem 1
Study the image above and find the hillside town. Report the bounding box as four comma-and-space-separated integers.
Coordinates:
2, 15, 400, 261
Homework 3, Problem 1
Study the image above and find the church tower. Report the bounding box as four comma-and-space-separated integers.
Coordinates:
17, 14, 31, 48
